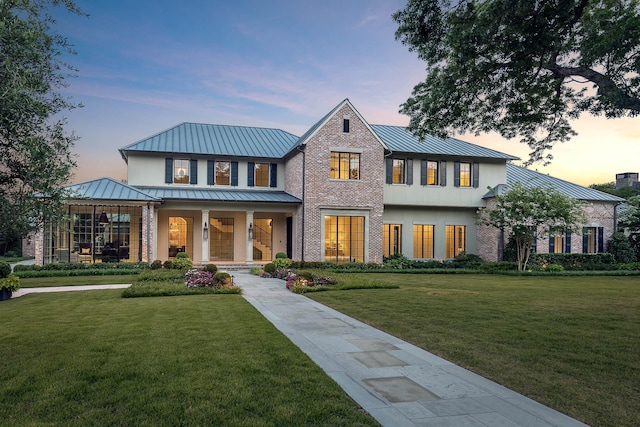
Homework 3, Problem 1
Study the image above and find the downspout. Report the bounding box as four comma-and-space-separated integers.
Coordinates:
297, 145, 306, 261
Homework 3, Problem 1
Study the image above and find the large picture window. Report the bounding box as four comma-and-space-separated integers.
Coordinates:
383, 224, 402, 258
445, 225, 466, 258
43, 205, 142, 264
413, 224, 434, 258
330, 152, 360, 180
324, 216, 364, 263
169, 217, 193, 258
210, 218, 234, 260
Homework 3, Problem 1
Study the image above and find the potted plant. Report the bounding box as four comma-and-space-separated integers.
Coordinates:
0, 274, 20, 301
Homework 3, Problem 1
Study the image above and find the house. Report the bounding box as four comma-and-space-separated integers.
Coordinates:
35, 99, 624, 265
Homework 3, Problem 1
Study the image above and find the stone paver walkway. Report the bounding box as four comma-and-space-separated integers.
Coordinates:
234, 271, 588, 427
8, 270, 588, 426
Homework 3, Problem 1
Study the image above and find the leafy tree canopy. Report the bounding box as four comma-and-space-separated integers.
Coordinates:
477, 183, 586, 270
393, 0, 640, 164
618, 195, 640, 258
589, 181, 639, 199
0, 0, 84, 240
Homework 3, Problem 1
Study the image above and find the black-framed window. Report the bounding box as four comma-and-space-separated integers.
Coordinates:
454, 161, 479, 188
383, 224, 402, 258
330, 152, 360, 180
446, 225, 466, 258
324, 215, 364, 263
413, 224, 434, 258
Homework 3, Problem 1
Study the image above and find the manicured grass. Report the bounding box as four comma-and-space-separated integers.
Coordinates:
307, 273, 640, 427
19, 275, 138, 288
0, 291, 377, 426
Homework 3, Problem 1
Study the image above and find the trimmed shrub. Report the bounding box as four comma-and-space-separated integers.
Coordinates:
531, 253, 616, 270
213, 271, 231, 286
12, 264, 35, 272
150, 260, 163, 270
275, 252, 288, 259
272, 257, 292, 270
264, 263, 276, 274
137, 269, 184, 282
203, 263, 218, 274
0, 261, 12, 278
172, 253, 193, 270
163, 260, 173, 269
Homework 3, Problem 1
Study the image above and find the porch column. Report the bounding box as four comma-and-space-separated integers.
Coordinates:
201, 210, 209, 264
246, 211, 254, 264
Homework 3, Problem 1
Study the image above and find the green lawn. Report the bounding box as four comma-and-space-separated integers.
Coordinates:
308, 273, 640, 427
0, 291, 377, 426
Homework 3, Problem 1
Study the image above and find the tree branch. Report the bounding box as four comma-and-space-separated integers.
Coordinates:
547, 63, 640, 111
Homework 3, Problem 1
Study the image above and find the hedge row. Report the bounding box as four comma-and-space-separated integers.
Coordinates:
13, 262, 148, 272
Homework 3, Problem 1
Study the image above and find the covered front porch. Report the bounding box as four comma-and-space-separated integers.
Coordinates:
156, 207, 296, 265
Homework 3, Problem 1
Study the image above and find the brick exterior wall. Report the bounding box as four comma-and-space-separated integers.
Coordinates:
298, 103, 385, 262
476, 199, 619, 261
141, 204, 155, 263
284, 150, 304, 260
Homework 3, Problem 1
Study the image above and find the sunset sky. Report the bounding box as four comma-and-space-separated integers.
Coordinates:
54, 0, 639, 187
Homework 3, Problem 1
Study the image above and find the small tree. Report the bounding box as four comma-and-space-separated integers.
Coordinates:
618, 196, 640, 261
478, 183, 586, 271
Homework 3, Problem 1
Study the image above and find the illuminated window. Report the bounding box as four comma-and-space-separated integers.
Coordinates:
582, 227, 603, 253
445, 225, 466, 258
330, 152, 360, 180
252, 218, 273, 261
383, 224, 402, 258
413, 224, 434, 258
324, 216, 364, 263
255, 163, 269, 187
169, 217, 193, 259
459, 162, 471, 187
393, 159, 405, 184
550, 227, 570, 253
427, 161, 438, 185
215, 161, 230, 185
174, 159, 190, 184
210, 218, 234, 260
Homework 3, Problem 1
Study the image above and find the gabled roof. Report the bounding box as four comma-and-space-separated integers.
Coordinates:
485, 164, 625, 202
290, 99, 388, 154
135, 187, 301, 203
65, 178, 160, 202
119, 123, 300, 161
371, 125, 519, 160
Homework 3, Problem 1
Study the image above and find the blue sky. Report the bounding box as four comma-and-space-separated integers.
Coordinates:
55, 0, 640, 186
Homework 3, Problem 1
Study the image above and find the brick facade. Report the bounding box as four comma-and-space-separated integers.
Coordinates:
476, 199, 619, 261
293, 103, 385, 263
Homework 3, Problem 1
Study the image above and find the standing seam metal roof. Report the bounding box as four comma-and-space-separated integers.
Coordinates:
65, 178, 160, 201
504, 163, 624, 202
119, 123, 300, 159
371, 125, 519, 160
135, 187, 301, 203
